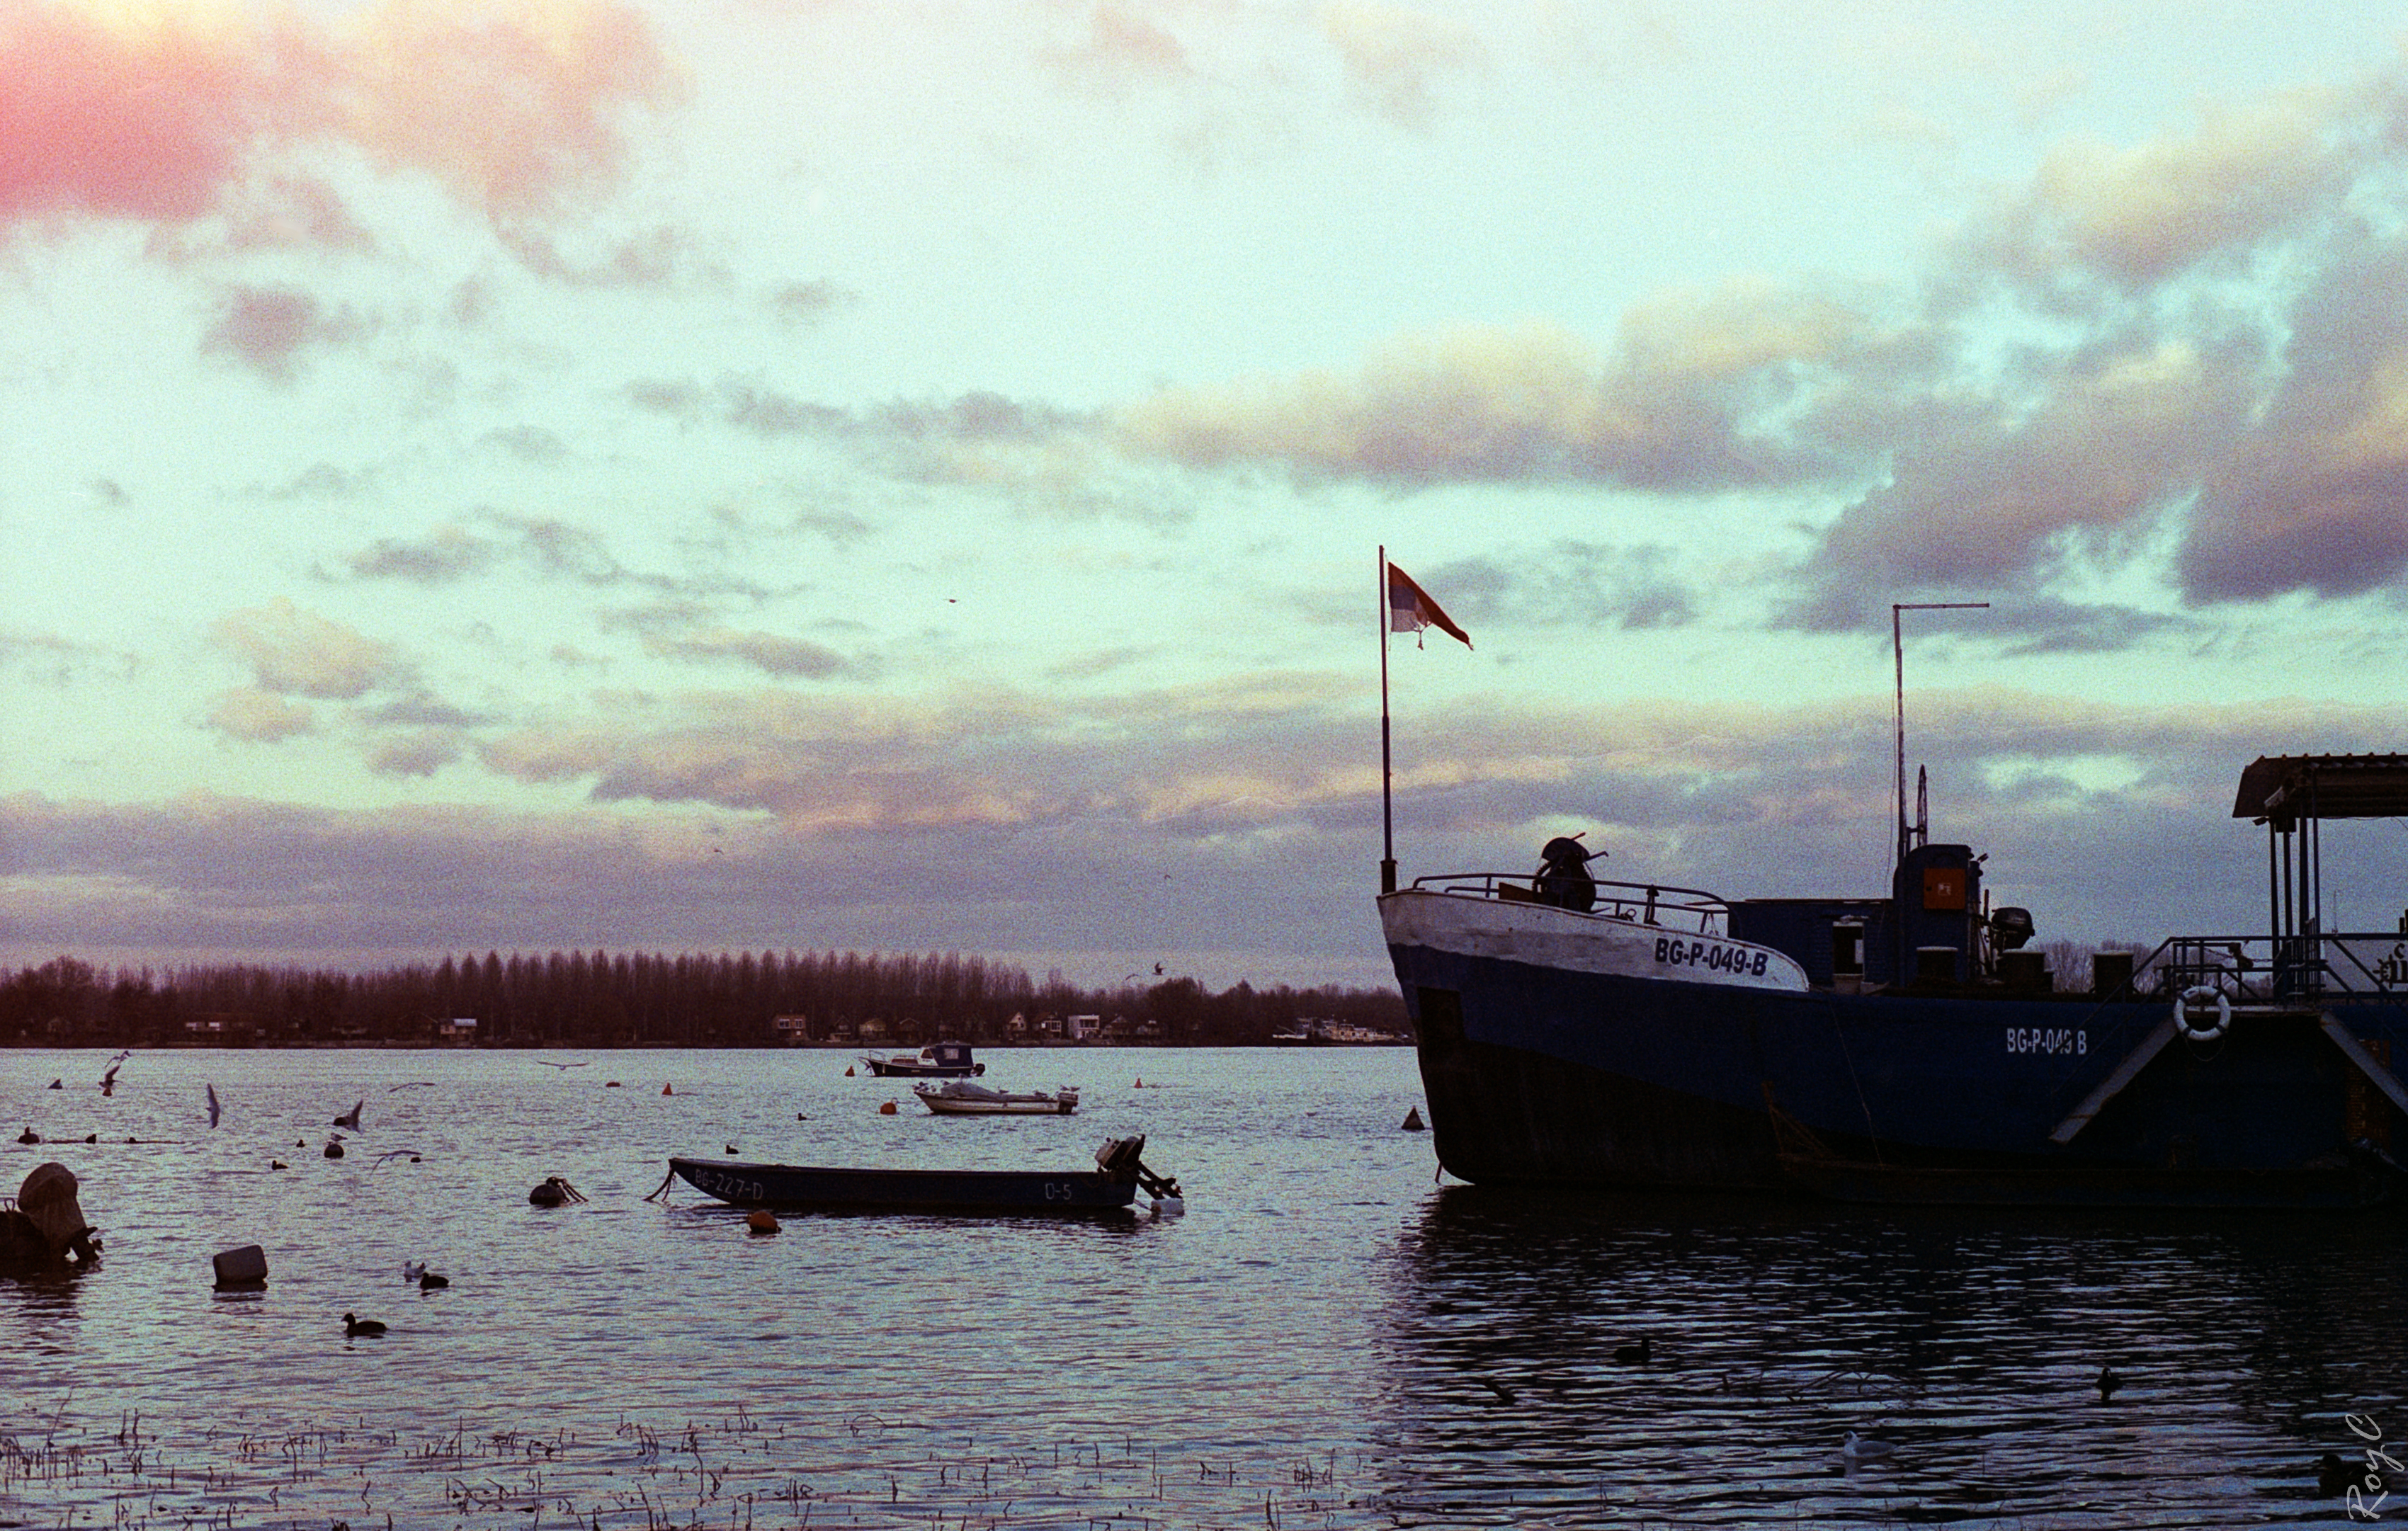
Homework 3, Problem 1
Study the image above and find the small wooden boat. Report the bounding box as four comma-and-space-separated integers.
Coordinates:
913, 1080, 1079, 1115
858, 1041, 984, 1078
666, 1135, 1177, 1216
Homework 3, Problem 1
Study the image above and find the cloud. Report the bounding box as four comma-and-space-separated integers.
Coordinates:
0, 0, 678, 235
200, 283, 374, 381
1114, 309, 1863, 490
1, 630, 138, 687
641, 627, 856, 680
365, 728, 465, 777
210, 597, 404, 699
16, 682, 2399, 978
345, 523, 499, 583
207, 685, 316, 742
1952, 89, 2354, 297
1318, 1, 1484, 129
1043, 2, 1193, 92
768, 278, 856, 323
1427, 543, 1699, 632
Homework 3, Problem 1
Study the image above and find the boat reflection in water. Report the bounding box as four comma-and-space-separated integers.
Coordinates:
1370, 1185, 2408, 1527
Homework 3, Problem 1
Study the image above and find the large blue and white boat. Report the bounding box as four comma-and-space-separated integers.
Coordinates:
1382, 753, 2408, 1208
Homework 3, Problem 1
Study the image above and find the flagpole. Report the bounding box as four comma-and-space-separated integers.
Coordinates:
1378, 545, 1396, 894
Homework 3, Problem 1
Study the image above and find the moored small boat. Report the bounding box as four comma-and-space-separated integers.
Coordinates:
666, 1134, 1179, 1215
913, 1079, 1079, 1115
858, 1041, 984, 1078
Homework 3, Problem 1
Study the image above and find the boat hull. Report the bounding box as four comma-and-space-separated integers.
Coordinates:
668, 1157, 1135, 1214
1385, 890, 2408, 1208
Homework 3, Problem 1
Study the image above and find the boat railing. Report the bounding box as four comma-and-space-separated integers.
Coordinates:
1405, 872, 1730, 936
2128, 931, 2407, 1006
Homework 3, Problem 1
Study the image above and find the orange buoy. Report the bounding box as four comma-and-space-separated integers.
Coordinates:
661, 1083, 673, 1095
845, 1066, 856, 1076
745, 1210, 780, 1235
878, 1100, 897, 1115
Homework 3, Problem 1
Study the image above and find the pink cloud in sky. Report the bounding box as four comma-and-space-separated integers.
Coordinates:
0, 0, 678, 233
210, 597, 404, 700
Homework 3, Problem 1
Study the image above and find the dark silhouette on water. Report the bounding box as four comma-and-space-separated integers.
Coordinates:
343, 1314, 387, 1338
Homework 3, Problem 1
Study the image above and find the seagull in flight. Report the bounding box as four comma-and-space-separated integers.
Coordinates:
536, 1059, 590, 1070
332, 1100, 363, 1129
206, 1084, 221, 1129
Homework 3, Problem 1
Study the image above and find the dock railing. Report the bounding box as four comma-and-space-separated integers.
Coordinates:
2130, 931, 2407, 1007
1405, 872, 1732, 936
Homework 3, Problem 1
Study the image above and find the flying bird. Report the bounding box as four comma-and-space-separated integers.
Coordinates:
536, 1059, 589, 1070
332, 1100, 363, 1129
100, 1050, 129, 1095
206, 1084, 221, 1129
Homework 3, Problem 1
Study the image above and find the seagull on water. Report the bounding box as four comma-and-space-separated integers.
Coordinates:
1841, 1430, 1896, 1464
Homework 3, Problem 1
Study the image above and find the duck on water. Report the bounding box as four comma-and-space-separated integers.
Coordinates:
1382, 751, 2408, 1210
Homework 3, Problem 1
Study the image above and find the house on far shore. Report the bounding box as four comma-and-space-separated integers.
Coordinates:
435, 1016, 478, 1047
773, 1015, 811, 1045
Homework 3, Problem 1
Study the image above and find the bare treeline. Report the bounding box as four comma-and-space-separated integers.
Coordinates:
1, 951, 1407, 1048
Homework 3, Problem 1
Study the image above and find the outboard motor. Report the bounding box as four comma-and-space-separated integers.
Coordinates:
1990, 906, 2035, 951
1533, 835, 1602, 912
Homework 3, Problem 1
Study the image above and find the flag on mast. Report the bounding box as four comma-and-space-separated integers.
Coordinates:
1386, 562, 1472, 649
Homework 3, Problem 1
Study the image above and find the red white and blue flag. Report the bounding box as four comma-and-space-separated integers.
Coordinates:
1387, 562, 1472, 649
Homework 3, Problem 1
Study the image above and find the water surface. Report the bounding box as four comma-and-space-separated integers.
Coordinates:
2, 1047, 2400, 1527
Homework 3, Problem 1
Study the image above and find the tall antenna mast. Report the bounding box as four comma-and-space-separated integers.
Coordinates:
1893, 601, 1988, 867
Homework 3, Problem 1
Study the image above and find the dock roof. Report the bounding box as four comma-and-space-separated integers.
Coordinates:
2232, 753, 2408, 825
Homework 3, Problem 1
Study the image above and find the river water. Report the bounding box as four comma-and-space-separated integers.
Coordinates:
1, 1045, 2400, 1529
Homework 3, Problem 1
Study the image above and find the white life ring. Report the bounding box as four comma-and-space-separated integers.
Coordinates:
2174, 985, 2231, 1042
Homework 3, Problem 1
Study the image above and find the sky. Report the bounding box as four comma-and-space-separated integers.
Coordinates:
5, 0, 2408, 991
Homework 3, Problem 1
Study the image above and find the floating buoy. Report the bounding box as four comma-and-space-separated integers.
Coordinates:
46, 1079, 61, 1090
83, 1132, 97, 1144
212, 1244, 269, 1289
661, 1083, 674, 1095
844, 1066, 855, 1076
878, 1100, 897, 1115
606, 1081, 621, 1088
746, 1210, 780, 1236
323, 1140, 344, 1159
1402, 1107, 1426, 1131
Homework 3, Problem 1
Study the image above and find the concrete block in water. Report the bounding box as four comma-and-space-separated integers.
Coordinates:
212, 1243, 268, 1287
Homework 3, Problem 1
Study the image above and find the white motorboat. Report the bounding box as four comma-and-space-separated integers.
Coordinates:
911, 1080, 1080, 1116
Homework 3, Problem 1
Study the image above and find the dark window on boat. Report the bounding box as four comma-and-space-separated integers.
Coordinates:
1831, 923, 1864, 978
